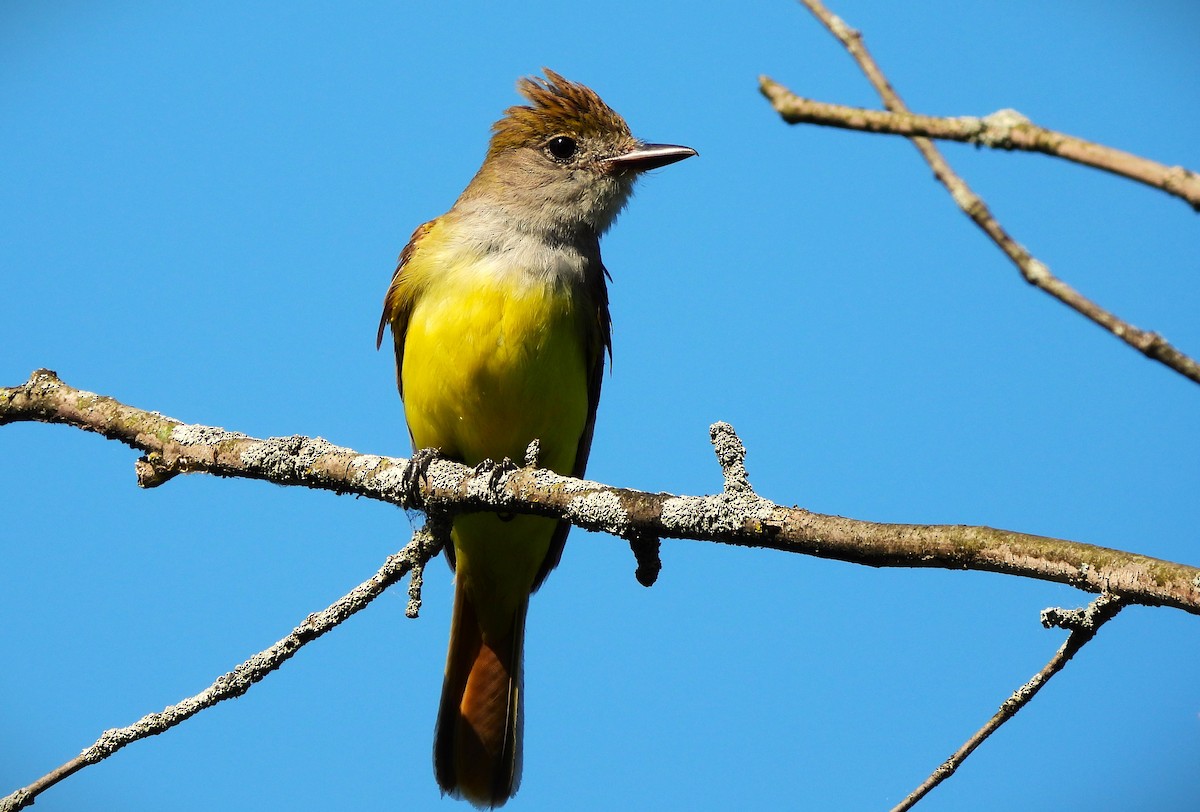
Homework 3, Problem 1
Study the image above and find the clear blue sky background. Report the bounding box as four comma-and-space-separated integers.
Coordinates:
2, 2, 1197, 810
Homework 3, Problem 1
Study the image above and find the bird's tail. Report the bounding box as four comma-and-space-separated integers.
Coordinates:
434, 580, 526, 809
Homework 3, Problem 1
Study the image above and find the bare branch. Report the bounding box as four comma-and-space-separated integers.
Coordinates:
755, 90, 1200, 211
4, 370, 1199, 615
761, 2, 1200, 387
891, 593, 1124, 812
0, 533, 437, 812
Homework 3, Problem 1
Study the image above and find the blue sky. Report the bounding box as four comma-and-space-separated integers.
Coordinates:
2, 2, 1198, 810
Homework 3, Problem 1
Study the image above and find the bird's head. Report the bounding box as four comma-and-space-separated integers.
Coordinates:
460, 69, 695, 239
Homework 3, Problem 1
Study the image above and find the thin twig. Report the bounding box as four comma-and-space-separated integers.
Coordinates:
406, 518, 449, 618
890, 593, 1124, 812
0, 535, 437, 812
764, 1, 1200, 387
4, 370, 1200, 615
756, 92, 1200, 211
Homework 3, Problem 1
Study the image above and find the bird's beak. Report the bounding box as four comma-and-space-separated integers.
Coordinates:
605, 143, 697, 173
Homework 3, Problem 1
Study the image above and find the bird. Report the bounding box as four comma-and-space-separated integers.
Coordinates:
377, 69, 695, 808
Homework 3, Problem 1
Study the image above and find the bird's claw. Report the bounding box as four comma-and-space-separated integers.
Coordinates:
473, 456, 520, 492
403, 447, 442, 507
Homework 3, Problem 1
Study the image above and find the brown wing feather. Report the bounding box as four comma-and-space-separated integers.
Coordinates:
377, 219, 437, 397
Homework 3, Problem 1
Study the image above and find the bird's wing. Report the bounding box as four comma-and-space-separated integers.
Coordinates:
377, 218, 437, 396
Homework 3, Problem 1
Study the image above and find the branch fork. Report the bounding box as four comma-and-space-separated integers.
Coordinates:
760, 1, 1200, 386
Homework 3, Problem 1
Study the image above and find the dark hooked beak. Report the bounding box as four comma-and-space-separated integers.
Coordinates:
604, 143, 697, 172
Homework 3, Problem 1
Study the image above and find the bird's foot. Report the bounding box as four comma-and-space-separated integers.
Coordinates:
472, 457, 520, 521
403, 446, 442, 507
473, 456, 520, 491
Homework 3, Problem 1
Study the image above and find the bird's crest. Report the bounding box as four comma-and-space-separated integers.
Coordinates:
488, 69, 631, 156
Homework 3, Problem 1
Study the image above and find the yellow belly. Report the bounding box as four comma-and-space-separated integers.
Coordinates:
401, 262, 590, 621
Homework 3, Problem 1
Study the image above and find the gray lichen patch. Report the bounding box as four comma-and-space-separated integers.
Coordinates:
660, 495, 711, 533
728, 493, 776, 523
171, 424, 246, 446
530, 466, 578, 494
566, 489, 628, 535
423, 459, 471, 498
977, 108, 1031, 147
294, 436, 345, 468
368, 460, 412, 498
349, 454, 386, 472
236, 436, 300, 475
660, 492, 775, 537
236, 434, 345, 475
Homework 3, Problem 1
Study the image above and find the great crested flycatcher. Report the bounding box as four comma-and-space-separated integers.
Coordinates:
377, 69, 694, 808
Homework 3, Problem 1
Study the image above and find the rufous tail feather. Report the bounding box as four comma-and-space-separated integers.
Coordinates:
434, 581, 526, 809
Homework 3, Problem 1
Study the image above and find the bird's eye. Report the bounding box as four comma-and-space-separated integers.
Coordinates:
545, 135, 578, 162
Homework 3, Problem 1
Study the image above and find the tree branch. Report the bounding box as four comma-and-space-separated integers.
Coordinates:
4, 369, 1199, 615
755, 91, 1200, 211
890, 592, 1125, 812
760, 1, 1200, 387
0, 530, 440, 812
